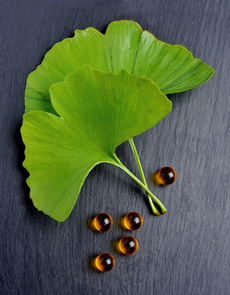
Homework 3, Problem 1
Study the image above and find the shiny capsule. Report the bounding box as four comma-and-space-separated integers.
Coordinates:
93, 213, 113, 232
95, 253, 115, 272
156, 166, 176, 185
123, 212, 143, 231
119, 236, 138, 255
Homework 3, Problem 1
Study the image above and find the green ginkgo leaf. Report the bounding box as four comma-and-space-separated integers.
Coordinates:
21, 66, 171, 221
25, 20, 214, 114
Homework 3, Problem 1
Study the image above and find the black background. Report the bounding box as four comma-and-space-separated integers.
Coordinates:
0, 0, 230, 294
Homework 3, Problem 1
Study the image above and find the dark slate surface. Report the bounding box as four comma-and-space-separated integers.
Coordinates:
0, 0, 229, 294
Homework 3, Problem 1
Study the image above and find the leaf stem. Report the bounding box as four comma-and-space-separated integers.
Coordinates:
128, 138, 159, 215
113, 153, 167, 214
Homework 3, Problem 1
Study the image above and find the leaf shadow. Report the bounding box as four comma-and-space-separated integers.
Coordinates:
167, 90, 194, 107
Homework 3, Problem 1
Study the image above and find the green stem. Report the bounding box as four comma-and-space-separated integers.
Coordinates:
113, 153, 167, 214
128, 138, 159, 215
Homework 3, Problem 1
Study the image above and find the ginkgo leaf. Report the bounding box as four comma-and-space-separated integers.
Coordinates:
21, 66, 171, 221
25, 20, 214, 114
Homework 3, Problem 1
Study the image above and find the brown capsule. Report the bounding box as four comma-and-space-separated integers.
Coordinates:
123, 212, 143, 231
95, 253, 115, 272
156, 167, 176, 185
119, 236, 138, 255
93, 213, 113, 232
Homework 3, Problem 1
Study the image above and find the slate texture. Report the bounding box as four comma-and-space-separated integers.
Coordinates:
0, 0, 229, 294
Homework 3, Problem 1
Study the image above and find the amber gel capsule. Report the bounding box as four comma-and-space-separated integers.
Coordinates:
156, 167, 176, 185
123, 212, 143, 231
119, 236, 138, 255
95, 253, 115, 272
93, 213, 113, 232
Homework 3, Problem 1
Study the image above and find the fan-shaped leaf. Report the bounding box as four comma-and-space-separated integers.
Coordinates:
25, 20, 214, 114
21, 66, 171, 221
